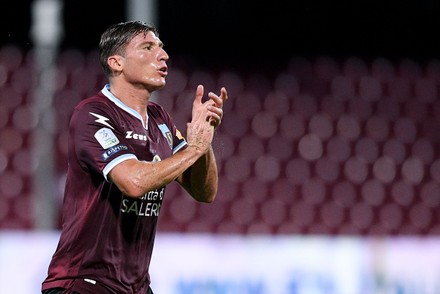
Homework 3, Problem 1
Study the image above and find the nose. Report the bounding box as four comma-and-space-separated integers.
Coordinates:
159, 48, 169, 61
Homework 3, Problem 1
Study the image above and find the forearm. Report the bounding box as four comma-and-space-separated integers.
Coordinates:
178, 146, 218, 203
109, 146, 205, 198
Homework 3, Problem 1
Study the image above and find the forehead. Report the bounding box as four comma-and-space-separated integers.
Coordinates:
129, 31, 162, 46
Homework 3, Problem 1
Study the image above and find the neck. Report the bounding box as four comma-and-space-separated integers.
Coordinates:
109, 80, 151, 124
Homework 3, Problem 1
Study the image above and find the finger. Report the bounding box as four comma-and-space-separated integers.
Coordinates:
220, 87, 228, 103
194, 85, 204, 105
208, 116, 221, 128
207, 113, 221, 123
208, 105, 223, 118
191, 85, 207, 122
207, 105, 223, 126
208, 92, 223, 108
208, 87, 228, 108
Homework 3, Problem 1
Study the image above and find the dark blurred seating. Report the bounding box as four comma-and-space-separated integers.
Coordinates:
1, 45, 440, 235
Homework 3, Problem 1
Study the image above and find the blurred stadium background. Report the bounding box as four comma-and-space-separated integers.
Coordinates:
2, 0, 440, 293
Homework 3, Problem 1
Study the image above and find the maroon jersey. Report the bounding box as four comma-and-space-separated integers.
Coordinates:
42, 85, 187, 293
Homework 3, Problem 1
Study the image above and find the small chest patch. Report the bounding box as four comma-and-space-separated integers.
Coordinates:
94, 128, 119, 149
158, 124, 173, 149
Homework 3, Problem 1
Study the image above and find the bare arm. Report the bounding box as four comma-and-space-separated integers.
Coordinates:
176, 146, 218, 202
176, 85, 228, 202
109, 85, 227, 201
108, 145, 207, 198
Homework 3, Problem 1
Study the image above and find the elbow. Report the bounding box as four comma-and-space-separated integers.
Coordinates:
200, 194, 216, 203
109, 159, 162, 198
193, 187, 217, 203
196, 177, 218, 203
117, 177, 146, 198
205, 189, 217, 203
204, 194, 216, 203
196, 194, 216, 203
119, 185, 145, 199
123, 188, 145, 199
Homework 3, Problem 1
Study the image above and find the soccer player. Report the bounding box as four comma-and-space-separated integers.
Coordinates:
41, 21, 228, 294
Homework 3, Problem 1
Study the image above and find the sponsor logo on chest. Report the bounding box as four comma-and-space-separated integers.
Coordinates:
125, 131, 147, 141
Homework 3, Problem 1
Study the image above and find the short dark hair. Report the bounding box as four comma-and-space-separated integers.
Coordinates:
99, 21, 158, 77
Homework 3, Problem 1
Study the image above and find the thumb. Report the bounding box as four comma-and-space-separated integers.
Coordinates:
194, 85, 204, 105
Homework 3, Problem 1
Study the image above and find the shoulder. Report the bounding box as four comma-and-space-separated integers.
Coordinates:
73, 91, 121, 120
70, 91, 121, 129
75, 91, 111, 112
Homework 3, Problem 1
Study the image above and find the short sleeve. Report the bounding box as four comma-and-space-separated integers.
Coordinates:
171, 125, 187, 154
70, 101, 137, 181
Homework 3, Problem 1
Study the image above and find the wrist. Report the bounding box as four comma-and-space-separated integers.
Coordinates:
187, 143, 211, 156
187, 144, 204, 155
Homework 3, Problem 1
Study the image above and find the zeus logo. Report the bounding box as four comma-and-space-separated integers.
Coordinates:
89, 112, 114, 130
126, 131, 147, 141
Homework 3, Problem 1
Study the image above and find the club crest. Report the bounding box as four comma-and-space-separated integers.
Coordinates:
158, 124, 173, 149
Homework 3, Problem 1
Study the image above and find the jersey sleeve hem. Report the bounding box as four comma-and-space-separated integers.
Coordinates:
103, 154, 138, 181
173, 141, 188, 154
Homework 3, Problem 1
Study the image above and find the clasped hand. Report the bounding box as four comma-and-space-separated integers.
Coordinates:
186, 85, 228, 153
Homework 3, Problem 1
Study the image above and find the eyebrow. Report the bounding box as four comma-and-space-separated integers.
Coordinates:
141, 40, 164, 48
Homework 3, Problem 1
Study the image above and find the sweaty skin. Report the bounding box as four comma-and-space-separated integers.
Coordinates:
107, 31, 228, 202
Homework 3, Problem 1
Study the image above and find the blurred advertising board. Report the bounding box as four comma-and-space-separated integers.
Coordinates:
1, 232, 440, 294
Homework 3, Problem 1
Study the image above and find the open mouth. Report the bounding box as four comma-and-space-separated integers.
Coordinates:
158, 66, 168, 76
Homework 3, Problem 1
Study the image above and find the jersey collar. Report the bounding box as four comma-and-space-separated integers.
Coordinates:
101, 84, 149, 129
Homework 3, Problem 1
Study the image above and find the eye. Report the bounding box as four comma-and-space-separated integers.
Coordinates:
142, 42, 154, 50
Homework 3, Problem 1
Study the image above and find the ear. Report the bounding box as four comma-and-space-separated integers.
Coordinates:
107, 55, 124, 74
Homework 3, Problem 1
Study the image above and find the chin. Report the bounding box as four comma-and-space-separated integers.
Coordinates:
156, 80, 166, 89
148, 82, 166, 92
145, 78, 166, 91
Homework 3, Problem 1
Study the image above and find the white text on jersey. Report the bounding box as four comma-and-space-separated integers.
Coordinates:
126, 131, 147, 141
